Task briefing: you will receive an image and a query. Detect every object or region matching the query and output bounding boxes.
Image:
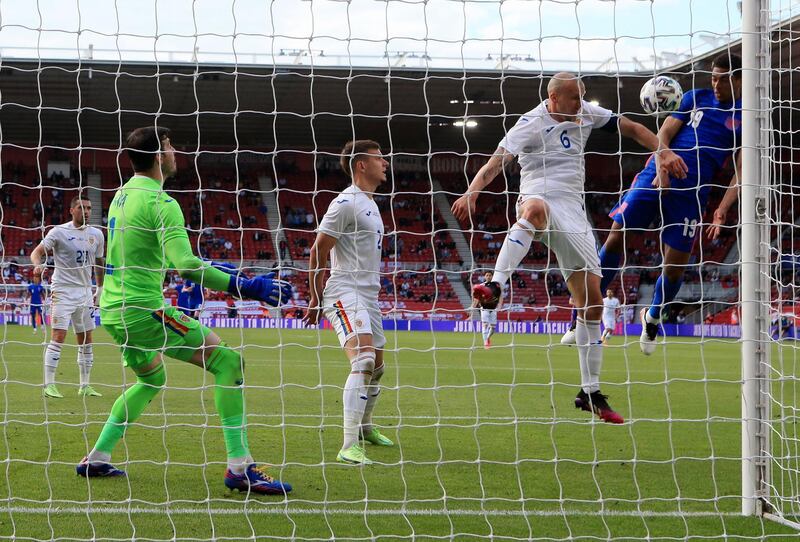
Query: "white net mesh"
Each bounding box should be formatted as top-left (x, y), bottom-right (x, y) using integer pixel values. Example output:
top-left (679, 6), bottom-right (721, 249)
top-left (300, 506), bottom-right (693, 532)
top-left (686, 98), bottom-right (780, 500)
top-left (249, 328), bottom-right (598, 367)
top-left (0, 0), bottom-right (798, 540)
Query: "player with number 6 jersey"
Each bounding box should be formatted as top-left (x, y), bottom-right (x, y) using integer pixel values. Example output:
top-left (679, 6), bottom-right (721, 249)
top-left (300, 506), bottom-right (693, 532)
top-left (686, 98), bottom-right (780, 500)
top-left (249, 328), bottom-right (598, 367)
top-left (30, 195), bottom-right (105, 398)
top-left (601, 53), bottom-right (743, 355)
top-left (453, 72), bottom-right (688, 424)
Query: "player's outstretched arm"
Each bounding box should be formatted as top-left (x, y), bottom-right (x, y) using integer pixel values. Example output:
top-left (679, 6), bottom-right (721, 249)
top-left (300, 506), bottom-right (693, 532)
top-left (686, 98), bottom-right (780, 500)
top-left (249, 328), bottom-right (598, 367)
top-left (163, 237), bottom-right (290, 307)
top-left (302, 232), bottom-right (337, 326)
top-left (707, 150), bottom-right (742, 240)
top-left (451, 149), bottom-right (512, 222)
top-left (618, 116), bottom-right (688, 186)
top-left (157, 196), bottom-right (291, 306)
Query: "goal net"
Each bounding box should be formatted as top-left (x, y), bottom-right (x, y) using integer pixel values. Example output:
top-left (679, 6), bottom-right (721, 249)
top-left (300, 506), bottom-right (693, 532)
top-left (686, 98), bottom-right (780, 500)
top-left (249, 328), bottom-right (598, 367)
top-left (0, 0), bottom-right (797, 540)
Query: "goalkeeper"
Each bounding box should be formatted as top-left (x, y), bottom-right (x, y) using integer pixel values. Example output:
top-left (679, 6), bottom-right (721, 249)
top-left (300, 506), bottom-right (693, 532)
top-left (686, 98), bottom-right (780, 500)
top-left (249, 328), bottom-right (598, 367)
top-left (76, 126), bottom-right (293, 496)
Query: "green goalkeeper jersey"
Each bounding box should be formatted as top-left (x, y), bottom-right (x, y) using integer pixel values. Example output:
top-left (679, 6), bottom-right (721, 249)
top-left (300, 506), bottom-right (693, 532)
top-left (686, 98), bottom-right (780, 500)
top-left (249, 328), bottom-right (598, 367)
top-left (100, 176), bottom-right (188, 323)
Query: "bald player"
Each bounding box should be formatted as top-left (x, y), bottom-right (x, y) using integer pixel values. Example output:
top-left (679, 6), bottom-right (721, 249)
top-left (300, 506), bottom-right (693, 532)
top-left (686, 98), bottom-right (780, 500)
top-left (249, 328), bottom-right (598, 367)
top-left (452, 72), bottom-right (687, 424)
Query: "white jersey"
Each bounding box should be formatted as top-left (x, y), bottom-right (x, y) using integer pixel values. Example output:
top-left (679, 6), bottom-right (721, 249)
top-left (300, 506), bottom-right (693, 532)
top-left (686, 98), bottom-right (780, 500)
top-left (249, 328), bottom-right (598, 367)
top-left (41, 222), bottom-right (104, 292)
top-left (318, 184), bottom-right (383, 301)
top-left (602, 297), bottom-right (621, 322)
top-left (498, 99), bottom-right (614, 202)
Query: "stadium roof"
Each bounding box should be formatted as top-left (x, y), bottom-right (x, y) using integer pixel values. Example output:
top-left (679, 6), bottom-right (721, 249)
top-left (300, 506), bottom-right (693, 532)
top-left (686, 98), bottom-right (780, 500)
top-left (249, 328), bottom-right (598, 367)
top-left (0, 16), bottom-right (796, 154)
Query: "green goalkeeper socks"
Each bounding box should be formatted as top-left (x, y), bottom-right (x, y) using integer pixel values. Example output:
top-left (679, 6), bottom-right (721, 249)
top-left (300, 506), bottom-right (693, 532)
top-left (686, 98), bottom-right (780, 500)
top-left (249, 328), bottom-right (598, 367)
top-left (93, 345), bottom-right (250, 462)
top-left (206, 344), bottom-right (250, 460)
top-left (94, 363), bottom-right (166, 454)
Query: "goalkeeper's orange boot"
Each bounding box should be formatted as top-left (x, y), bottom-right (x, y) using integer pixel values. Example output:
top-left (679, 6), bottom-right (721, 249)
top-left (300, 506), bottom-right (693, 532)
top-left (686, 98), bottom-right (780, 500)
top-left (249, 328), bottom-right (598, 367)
top-left (575, 390), bottom-right (624, 424)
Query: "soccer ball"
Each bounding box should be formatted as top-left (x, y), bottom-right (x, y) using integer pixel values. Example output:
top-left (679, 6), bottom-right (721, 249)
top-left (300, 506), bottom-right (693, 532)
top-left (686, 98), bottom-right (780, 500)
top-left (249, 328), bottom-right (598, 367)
top-left (639, 76), bottom-right (683, 114)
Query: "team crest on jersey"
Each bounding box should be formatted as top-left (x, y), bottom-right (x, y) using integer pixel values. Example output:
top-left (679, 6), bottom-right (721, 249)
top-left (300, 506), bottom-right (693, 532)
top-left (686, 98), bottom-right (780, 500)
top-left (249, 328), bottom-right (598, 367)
top-left (725, 117), bottom-right (741, 131)
top-left (88, 237), bottom-right (96, 246)
top-left (177, 313), bottom-right (191, 323)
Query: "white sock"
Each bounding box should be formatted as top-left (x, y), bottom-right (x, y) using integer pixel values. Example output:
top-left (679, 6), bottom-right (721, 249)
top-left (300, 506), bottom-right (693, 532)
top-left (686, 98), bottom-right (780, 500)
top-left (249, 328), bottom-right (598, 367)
top-left (343, 351), bottom-right (374, 449)
top-left (645, 311), bottom-right (660, 325)
top-left (44, 342), bottom-right (62, 386)
top-left (576, 318), bottom-right (603, 393)
top-left (86, 449), bottom-right (111, 464)
top-left (492, 218), bottom-right (536, 286)
top-left (482, 326), bottom-right (490, 343)
top-left (227, 456), bottom-right (248, 475)
top-left (586, 320), bottom-right (603, 392)
top-left (361, 363), bottom-right (385, 433)
top-left (78, 343), bottom-right (93, 387)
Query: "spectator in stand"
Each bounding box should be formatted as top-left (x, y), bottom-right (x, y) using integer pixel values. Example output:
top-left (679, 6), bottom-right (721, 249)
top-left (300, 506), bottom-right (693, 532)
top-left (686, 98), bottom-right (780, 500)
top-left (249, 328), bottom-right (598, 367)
top-left (704, 311), bottom-right (714, 325)
top-left (279, 240), bottom-right (288, 260)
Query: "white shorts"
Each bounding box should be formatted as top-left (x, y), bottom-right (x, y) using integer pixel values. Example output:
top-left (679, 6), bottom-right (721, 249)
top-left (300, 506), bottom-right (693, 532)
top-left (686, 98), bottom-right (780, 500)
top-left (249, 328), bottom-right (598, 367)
top-left (480, 309), bottom-right (497, 326)
top-left (49, 288), bottom-right (96, 333)
top-left (602, 317), bottom-right (616, 332)
top-left (517, 194), bottom-right (601, 280)
top-left (322, 291), bottom-right (386, 349)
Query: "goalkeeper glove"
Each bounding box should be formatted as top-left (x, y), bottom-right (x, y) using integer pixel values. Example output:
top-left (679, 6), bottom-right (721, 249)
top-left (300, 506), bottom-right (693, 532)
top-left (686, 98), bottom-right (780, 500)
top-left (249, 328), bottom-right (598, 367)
top-left (228, 272), bottom-right (293, 307)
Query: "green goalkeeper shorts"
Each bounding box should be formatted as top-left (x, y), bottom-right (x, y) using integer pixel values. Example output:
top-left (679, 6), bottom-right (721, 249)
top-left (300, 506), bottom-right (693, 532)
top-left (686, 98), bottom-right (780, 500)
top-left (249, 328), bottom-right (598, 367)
top-left (103, 306), bottom-right (211, 369)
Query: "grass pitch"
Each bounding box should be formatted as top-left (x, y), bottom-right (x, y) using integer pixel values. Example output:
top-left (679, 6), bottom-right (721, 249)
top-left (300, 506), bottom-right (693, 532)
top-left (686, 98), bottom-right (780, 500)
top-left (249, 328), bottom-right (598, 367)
top-left (0, 324), bottom-right (797, 540)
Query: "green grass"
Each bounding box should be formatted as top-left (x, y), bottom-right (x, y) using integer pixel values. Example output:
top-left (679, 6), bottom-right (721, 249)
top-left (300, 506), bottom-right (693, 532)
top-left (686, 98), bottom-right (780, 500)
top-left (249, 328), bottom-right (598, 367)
top-left (0, 324), bottom-right (797, 540)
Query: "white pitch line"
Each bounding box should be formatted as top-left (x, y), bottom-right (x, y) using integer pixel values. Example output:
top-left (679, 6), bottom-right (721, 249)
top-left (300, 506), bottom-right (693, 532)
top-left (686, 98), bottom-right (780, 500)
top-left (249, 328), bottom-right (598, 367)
top-left (0, 506), bottom-right (749, 518)
top-left (1, 412), bottom-right (738, 424)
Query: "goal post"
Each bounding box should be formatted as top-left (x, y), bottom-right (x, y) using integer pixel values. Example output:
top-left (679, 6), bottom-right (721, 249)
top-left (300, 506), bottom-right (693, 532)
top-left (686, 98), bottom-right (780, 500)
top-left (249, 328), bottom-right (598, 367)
top-left (740, 0), bottom-right (771, 519)
top-left (742, 0), bottom-right (800, 529)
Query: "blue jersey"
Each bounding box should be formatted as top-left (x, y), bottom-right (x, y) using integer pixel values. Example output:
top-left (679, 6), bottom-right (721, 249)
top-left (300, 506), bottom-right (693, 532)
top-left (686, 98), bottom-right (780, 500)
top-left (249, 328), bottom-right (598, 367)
top-left (189, 280), bottom-right (204, 308)
top-left (176, 282), bottom-right (192, 310)
top-left (641, 89), bottom-right (741, 195)
top-left (610, 88), bottom-right (741, 253)
top-left (28, 284), bottom-right (44, 306)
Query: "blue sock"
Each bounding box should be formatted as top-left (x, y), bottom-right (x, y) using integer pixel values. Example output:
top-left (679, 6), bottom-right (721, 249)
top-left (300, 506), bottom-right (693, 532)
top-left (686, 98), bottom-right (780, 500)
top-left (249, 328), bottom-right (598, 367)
top-left (648, 274), bottom-right (683, 320)
top-left (599, 246), bottom-right (621, 292)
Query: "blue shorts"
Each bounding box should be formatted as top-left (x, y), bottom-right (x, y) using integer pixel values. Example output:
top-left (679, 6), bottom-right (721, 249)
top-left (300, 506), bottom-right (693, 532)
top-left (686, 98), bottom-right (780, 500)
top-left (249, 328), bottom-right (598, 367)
top-left (30, 306), bottom-right (43, 316)
top-left (609, 168), bottom-right (707, 253)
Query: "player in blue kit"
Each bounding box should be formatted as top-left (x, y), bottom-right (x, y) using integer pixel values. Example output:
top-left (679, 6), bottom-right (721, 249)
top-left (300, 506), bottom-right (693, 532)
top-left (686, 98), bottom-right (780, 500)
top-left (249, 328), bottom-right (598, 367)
top-left (27, 276), bottom-right (46, 334)
top-left (188, 279), bottom-right (204, 318)
top-left (598, 53), bottom-right (742, 354)
top-left (175, 280), bottom-right (193, 316)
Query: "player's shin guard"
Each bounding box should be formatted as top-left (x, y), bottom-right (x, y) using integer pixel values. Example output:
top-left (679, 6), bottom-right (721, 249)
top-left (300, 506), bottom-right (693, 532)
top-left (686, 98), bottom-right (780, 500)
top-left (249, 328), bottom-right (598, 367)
top-left (648, 274), bottom-right (683, 321)
top-left (206, 344), bottom-right (251, 464)
top-left (361, 362), bottom-right (384, 433)
top-left (492, 218), bottom-right (536, 286)
top-left (44, 341), bottom-right (62, 385)
top-left (344, 351), bottom-right (375, 449)
top-left (575, 318), bottom-right (603, 394)
top-left (92, 363), bottom-right (166, 456)
top-left (77, 343), bottom-right (93, 387)
top-left (598, 246), bottom-right (622, 292)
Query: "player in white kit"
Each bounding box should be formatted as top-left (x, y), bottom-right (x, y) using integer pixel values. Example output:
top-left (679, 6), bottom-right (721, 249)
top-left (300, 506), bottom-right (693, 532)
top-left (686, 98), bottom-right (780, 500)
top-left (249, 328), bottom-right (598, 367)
top-left (452, 72), bottom-right (687, 424)
top-left (30, 196), bottom-right (105, 398)
top-left (601, 289), bottom-right (621, 344)
top-left (303, 140), bottom-right (395, 465)
top-left (473, 272), bottom-right (502, 349)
